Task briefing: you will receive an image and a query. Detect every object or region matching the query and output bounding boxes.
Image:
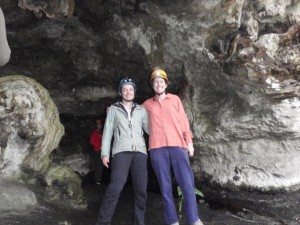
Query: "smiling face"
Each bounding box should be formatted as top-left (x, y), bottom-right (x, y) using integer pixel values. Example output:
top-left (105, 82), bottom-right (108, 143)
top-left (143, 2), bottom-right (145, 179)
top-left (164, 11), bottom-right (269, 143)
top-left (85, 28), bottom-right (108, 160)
top-left (121, 84), bottom-right (135, 102)
top-left (152, 77), bottom-right (167, 95)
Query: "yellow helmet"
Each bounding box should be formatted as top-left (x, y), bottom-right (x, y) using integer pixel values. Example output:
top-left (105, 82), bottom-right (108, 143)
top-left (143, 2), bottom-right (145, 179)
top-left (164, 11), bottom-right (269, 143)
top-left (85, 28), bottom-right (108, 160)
top-left (150, 69), bottom-right (169, 83)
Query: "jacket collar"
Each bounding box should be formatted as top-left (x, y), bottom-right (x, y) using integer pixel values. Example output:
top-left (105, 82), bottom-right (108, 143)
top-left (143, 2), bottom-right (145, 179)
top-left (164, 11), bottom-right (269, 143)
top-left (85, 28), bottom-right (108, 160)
top-left (113, 101), bottom-right (137, 108)
top-left (112, 102), bottom-right (139, 119)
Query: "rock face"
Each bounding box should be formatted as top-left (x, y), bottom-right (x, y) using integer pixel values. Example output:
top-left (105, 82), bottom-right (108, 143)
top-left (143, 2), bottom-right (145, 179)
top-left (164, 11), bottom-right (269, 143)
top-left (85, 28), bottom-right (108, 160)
top-left (1, 0), bottom-right (300, 215)
top-left (18, 0), bottom-right (75, 18)
top-left (186, 1), bottom-right (300, 192)
top-left (0, 75), bottom-right (64, 178)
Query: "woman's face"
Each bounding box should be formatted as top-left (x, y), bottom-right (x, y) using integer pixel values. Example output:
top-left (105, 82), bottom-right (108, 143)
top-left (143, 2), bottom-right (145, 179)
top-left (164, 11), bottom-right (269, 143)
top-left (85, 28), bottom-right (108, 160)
top-left (152, 77), bottom-right (167, 94)
top-left (121, 84), bottom-right (135, 101)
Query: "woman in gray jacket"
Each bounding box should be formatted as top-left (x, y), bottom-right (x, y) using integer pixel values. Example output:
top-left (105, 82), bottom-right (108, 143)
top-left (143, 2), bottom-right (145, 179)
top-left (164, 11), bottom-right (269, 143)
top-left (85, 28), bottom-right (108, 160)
top-left (95, 77), bottom-right (149, 225)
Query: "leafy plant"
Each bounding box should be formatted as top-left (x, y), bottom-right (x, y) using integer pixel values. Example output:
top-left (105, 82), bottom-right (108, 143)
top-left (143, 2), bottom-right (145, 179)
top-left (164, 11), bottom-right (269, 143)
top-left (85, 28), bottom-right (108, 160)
top-left (177, 186), bottom-right (204, 213)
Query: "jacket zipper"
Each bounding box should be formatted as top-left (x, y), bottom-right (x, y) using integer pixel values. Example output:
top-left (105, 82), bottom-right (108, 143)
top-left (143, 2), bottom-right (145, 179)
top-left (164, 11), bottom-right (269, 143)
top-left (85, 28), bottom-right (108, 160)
top-left (115, 103), bottom-right (136, 151)
top-left (130, 106), bottom-right (136, 151)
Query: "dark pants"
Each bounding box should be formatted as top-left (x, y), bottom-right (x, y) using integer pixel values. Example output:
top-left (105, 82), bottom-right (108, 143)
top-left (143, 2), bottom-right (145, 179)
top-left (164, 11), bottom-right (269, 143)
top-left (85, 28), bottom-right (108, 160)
top-left (150, 147), bottom-right (199, 225)
top-left (94, 151), bottom-right (104, 183)
top-left (95, 152), bottom-right (148, 225)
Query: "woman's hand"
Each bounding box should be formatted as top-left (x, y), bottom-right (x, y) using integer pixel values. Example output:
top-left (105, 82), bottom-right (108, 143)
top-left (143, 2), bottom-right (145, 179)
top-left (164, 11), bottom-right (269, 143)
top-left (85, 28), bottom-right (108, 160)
top-left (187, 143), bottom-right (194, 157)
top-left (102, 156), bottom-right (110, 168)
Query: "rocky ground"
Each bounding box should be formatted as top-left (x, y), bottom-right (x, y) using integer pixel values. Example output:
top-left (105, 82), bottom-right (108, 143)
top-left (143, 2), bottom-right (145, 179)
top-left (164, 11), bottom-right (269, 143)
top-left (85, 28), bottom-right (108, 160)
top-left (0, 177), bottom-right (291, 225)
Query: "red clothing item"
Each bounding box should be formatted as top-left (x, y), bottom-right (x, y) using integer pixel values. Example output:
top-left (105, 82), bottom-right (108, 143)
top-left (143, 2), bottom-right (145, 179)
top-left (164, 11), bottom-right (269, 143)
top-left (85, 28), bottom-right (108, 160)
top-left (90, 129), bottom-right (102, 152)
top-left (143, 93), bottom-right (193, 150)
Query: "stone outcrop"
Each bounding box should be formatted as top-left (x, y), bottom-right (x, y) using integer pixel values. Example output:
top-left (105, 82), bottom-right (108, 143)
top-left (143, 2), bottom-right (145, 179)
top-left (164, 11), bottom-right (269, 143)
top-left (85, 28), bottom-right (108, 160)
top-left (18, 0), bottom-right (75, 18)
top-left (0, 181), bottom-right (37, 212)
top-left (190, 1), bottom-right (300, 192)
top-left (44, 164), bottom-right (83, 204)
top-left (62, 152), bottom-right (92, 177)
top-left (0, 75), bottom-right (64, 178)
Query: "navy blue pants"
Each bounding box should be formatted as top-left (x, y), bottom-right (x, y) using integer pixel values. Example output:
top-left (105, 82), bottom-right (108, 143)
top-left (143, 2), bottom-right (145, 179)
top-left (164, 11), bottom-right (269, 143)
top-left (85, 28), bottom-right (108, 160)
top-left (150, 147), bottom-right (199, 225)
top-left (95, 152), bottom-right (148, 225)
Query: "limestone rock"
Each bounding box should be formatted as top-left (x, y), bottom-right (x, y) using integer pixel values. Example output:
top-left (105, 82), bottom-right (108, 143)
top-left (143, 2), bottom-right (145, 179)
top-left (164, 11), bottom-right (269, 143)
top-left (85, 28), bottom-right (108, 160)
top-left (0, 181), bottom-right (37, 212)
top-left (0, 75), bottom-right (64, 178)
top-left (62, 152), bottom-right (91, 177)
top-left (44, 164), bottom-right (83, 203)
top-left (18, 0), bottom-right (75, 18)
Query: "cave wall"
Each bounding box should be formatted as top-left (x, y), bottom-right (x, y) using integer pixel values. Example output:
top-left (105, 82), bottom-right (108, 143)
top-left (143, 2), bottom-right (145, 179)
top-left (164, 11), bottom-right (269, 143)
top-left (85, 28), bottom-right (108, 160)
top-left (1, 0), bottom-right (300, 193)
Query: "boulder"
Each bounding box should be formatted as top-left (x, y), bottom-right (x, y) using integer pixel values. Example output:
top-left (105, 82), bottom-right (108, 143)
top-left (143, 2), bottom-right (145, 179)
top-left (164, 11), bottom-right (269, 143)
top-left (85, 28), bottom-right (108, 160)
top-left (44, 164), bottom-right (83, 203)
top-left (0, 181), bottom-right (37, 212)
top-left (0, 75), bottom-right (64, 179)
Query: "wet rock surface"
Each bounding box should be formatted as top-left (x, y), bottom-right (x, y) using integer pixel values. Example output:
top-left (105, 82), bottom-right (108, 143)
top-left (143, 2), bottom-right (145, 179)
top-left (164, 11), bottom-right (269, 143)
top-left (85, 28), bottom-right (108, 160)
top-left (0, 178), bottom-right (295, 225)
top-left (201, 182), bottom-right (300, 225)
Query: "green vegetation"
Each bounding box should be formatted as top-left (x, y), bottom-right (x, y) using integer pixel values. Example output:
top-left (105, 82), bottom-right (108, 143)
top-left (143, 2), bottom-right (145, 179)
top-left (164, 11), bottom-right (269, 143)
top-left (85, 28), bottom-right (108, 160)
top-left (177, 186), bottom-right (204, 213)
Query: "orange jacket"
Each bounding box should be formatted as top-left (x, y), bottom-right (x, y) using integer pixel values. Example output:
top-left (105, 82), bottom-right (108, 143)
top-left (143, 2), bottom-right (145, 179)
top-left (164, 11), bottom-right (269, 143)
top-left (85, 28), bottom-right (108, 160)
top-left (143, 93), bottom-right (193, 150)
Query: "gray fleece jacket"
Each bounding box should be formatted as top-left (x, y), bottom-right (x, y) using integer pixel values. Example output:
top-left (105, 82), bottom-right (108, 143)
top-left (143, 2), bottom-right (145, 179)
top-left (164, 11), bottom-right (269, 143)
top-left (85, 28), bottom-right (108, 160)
top-left (101, 102), bottom-right (149, 158)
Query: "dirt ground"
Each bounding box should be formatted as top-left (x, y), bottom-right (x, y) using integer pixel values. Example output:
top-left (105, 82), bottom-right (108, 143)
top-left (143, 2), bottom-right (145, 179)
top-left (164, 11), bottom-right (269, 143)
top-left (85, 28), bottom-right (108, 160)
top-left (0, 179), bottom-right (290, 225)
